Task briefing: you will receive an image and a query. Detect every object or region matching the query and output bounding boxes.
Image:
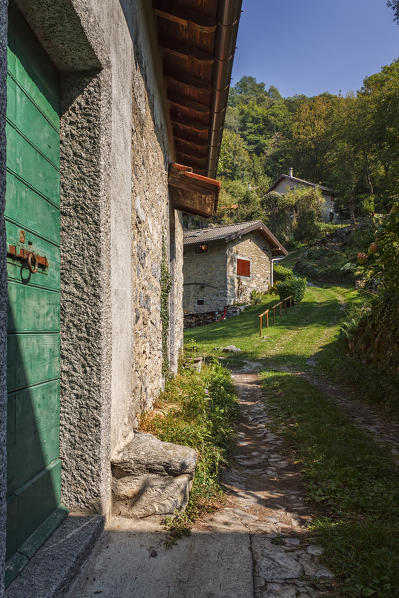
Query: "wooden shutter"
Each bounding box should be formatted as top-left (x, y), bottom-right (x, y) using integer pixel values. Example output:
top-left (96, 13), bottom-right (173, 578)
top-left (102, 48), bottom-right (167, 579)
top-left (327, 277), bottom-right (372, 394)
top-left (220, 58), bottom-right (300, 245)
top-left (237, 258), bottom-right (250, 277)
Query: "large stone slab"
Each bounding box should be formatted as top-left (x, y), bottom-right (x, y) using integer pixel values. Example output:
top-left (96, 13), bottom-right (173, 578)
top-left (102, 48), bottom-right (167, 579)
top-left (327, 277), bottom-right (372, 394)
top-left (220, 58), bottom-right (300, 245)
top-left (111, 433), bottom-right (197, 518)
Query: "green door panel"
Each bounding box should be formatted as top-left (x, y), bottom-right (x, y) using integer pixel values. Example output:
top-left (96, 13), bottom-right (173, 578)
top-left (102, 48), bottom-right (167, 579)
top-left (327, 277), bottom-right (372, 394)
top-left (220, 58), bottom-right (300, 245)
top-left (15, 460), bottom-right (62, 548)
top-left (7, 334), bottom-right (60, 393)
top-left (7, 9), bottom-right (59, 130)
top-left (7, 282), bottom-right (60, 333)
top-left (6, 76), bottom-right (60, 167)
top-left (5, 171), bottom-right (60, 241)
top-left (7, 381), bottom-right (60, 495)
top-left (6, 6), bottom-right (65, 581)
top-left (6, 123), bottom-right (59, 204)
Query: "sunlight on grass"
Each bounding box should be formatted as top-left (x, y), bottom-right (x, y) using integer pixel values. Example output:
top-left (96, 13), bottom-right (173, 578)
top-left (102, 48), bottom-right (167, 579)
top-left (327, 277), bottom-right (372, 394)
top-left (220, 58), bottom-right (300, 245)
top-left (262, 371), bottom-right (399, 598)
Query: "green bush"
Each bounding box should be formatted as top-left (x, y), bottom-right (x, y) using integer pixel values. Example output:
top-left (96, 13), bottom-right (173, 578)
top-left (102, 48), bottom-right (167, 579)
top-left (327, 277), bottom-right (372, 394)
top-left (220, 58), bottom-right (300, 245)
top-left (273, 263), bottom-right (293, 282)
top-left (250, 289), bottom-right (263, 305)
top-left (276, 276), bottom-right (307, 303)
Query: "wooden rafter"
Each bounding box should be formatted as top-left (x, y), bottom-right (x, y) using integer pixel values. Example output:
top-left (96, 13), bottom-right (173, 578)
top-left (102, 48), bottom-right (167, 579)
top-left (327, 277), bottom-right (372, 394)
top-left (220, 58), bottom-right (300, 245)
top-left (168, 93), bottom-right (210, 114)
top-left (153, 6), bottom-right (217, 33)
top-left (161, 42), bottom-right (214, 66)
top-left (170, 114), bottom-right (209, 132)
top-left (164, 69), bottom-right (212, 92)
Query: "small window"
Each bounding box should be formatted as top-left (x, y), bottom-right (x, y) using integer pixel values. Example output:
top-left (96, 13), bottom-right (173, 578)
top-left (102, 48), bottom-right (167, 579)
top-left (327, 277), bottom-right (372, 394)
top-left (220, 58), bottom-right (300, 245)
top-left (237, 258), bottom-right (250, 277)
top-left (197, 299), bottom-right (204, 306)
top-left (195, 244), bottom-right (208, 254)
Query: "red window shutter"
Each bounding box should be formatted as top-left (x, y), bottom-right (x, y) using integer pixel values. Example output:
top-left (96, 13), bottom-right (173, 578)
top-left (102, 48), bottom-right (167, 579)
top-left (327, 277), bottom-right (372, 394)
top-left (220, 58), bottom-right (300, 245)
top-left (237, 258), bottom-right (250, 277)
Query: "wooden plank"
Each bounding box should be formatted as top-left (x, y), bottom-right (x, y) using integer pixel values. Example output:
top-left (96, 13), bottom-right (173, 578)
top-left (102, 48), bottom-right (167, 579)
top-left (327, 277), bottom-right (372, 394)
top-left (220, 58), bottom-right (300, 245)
top-left (5, 172), bottom-right (60, 242)
top-left (154, 5), bottom-right (217, 32)
top-left (7, 381), bottom-right (60, 495)
top-left (7, 282), bottom-right (60, 333)
top-left (7, 333), bottom-right (60, 393)
top-left (6, 123), bottom-right (60, 205)
top-left (7, 9), bottom-right (59, 130)
top-left (6, 220), bottom-right (60, 290)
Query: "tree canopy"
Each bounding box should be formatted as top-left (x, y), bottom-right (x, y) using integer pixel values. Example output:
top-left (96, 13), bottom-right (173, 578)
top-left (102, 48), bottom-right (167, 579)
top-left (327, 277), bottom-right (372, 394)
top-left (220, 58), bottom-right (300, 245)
top-left (215, 59), bottom-right (399, 232)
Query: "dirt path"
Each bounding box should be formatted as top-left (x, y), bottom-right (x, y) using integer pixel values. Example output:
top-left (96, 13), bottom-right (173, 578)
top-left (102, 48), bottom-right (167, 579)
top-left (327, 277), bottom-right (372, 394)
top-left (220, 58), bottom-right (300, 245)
top-left (66, 366), bottom-right (333, 598)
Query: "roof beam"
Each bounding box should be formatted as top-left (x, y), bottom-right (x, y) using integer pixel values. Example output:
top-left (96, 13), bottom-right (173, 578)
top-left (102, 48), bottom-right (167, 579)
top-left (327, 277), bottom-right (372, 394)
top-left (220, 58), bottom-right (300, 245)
top-left (161, 42), bottom-right (214, 66)
top-left (170, 113), bottom-right (209, 133)
top-left (175, 141), bottom-right (208, 160)
top-left (172, 128), bottom-right (209, 146)
top-left (168, 93), bottom-right (210, 115)
top-left (154, 6), bottom-right (217, 33)
top-left (176, 152), bottom-right (208, 168)
top-left (165, 70), bottom-right (212, 92)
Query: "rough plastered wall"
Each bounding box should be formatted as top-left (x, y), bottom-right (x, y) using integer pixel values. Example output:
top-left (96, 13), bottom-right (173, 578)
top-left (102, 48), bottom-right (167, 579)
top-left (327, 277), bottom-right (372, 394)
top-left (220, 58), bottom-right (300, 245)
top-left (0, 0), bottom-right (7, 592)
top-left (183, 242), bottom-right (228, 313)
top-left (226, 232), bottom-right (272, 304)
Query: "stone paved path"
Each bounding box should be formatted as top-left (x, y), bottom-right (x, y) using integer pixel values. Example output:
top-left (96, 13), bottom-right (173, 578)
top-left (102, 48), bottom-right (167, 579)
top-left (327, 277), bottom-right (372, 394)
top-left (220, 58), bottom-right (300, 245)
top-left (224, 370), bottom-right (333, 598)
top-left (66, 367), bottom-right (333, 598)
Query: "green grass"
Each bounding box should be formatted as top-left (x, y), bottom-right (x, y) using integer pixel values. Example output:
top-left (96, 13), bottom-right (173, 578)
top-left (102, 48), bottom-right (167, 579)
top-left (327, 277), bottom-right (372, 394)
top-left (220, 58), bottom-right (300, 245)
top-left (140, 357), bottom-right (239, 541)
top-left (263, 371), bottom-right (399, 597)
top-left (185, 285), bottom-right (358, 371)
top-left (185, 284), bottom-right (399, 596)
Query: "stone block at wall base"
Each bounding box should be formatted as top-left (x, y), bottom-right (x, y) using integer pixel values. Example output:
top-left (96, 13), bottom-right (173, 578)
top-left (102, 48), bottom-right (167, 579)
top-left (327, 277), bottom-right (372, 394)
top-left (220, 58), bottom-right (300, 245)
top-left (111, 433), bottom-right (197, 519)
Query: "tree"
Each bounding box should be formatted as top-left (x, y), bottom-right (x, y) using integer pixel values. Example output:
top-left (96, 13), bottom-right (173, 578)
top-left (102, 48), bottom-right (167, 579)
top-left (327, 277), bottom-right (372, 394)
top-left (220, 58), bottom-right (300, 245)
top-left (387, 0), bottom-right (399, 23)
top-left (218, 130), bottom-right (251, 180)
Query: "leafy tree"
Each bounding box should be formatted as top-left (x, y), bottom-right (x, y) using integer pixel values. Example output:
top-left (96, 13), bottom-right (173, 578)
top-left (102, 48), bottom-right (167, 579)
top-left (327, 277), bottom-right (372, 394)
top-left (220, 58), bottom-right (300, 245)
top-left (218, 130), bottom-right (251, 180)
top-left (387, 0), bottom-right (399, 23)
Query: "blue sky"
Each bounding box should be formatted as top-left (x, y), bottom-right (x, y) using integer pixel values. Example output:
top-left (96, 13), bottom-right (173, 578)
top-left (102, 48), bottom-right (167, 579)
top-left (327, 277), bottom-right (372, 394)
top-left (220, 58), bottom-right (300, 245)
top-left (232, 0), bottom-right (399, 97)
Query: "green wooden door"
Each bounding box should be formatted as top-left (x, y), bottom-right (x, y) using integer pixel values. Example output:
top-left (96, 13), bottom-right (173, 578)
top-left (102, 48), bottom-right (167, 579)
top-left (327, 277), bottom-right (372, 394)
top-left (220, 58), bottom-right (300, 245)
top-left (5, 7), bottom-right (67, 585)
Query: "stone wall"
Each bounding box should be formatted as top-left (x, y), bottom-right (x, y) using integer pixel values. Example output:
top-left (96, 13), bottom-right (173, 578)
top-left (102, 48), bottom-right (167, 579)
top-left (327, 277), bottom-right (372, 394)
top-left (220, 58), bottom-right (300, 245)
top-left (227, 232), bottom-right (272, 304)
top-left (183, 241), bottom-right (228, 313)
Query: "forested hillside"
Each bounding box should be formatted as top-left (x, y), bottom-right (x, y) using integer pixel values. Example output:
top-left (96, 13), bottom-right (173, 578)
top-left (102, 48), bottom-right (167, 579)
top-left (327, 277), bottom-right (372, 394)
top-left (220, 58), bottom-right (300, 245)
top-left (215, 60), bottom-right (399, 227)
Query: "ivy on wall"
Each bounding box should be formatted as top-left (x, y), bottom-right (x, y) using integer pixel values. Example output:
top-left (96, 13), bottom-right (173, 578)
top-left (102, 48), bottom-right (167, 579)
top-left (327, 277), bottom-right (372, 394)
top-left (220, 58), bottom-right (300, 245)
top-left (161, 235), bottom-right (172, 376)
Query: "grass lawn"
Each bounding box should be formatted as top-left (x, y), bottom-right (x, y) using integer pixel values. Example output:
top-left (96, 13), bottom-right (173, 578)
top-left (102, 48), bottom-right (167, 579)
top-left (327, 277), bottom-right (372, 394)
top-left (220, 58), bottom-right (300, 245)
top-left (185, 285), bottom-right (359, 371)
top-left (185, 284), bottom-right (399, 597)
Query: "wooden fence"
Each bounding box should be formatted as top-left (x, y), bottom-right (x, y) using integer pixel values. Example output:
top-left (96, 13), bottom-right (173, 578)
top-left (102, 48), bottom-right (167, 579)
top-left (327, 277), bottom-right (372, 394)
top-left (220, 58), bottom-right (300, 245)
top-left (259, 296), bottom-right (294, 337)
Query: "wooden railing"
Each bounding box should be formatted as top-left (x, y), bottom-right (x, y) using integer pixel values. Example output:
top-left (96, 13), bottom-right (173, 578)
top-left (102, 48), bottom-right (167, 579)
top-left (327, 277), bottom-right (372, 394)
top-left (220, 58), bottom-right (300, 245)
top-left (259, 296), bottom-right (294, 336)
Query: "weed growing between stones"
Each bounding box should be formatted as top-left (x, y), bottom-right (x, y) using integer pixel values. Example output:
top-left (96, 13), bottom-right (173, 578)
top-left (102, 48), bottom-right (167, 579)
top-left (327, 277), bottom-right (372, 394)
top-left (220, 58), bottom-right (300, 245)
top-left (140, 352), bottom-right (239, 543)
top-left (160, 236), bottom-right (172, 377)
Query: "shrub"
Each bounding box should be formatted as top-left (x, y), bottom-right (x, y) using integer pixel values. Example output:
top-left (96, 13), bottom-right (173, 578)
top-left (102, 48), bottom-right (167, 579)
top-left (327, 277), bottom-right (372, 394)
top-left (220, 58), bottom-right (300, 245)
top-left (276, 276), bottom-right (307, 303)
top-left (250, 289), bottom-right (263, 305)
top-left (273, 264), bottom-right (293, 282)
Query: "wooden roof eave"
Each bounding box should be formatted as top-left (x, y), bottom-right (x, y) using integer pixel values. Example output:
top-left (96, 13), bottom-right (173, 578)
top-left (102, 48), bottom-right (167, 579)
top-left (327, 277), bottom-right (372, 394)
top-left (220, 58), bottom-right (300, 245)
top-left (168, 162), bottom-right (220, 218)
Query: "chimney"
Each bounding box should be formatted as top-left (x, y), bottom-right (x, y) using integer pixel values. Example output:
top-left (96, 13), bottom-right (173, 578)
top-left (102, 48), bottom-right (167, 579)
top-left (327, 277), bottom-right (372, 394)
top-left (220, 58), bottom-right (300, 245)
top-left (289, 167), bottom-right (294, 178)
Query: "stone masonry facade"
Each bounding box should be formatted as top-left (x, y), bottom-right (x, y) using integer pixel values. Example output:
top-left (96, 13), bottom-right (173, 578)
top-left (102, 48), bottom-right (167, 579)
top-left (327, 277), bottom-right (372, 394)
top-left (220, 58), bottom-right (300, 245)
top-left (184, 231), bottom-right (273, 314)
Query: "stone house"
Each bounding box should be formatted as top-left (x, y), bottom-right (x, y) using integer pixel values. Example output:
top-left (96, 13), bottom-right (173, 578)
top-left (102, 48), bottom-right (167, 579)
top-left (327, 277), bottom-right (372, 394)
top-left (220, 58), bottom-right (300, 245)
top-left (266, 169), bottom-right (337, 222)
top-left (0, 0), bottom-right (241, 592)
top-left (183, 221), bottom-right (287, 314)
